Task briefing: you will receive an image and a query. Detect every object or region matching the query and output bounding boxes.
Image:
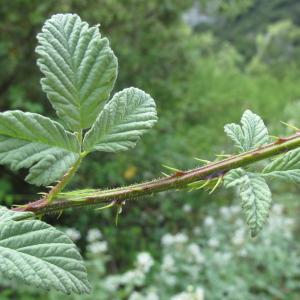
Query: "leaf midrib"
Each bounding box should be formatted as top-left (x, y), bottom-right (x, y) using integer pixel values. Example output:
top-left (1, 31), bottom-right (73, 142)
top-left (0, 133), bottom-right (79, 154)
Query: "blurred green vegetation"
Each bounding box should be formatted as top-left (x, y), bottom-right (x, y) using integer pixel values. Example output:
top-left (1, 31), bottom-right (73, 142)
top-left (1, 0), bottom-right (300, 299)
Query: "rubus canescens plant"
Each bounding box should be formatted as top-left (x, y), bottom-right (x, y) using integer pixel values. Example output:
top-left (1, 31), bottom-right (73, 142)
top-left (1, 13), bottom-right (300, 295)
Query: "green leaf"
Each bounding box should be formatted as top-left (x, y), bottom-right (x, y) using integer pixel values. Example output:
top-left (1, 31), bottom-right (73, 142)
top-left (0, 110), bottom-right (80, 186)
top-left (83, 87), bottom-right (157, 153)
top-left (0, 207), bottom-right (34, 222)
top-left (263, 149), bottom-right (300, 183)
top-left (224, 110), bottom-right (269, 152)
top-left (0, 218), bottom-right (90, 294)
top-left (224, 124), bottom-right (244, 151)
top-left (225, 171), bottom-right (272, 237)
top-left (36, 13), bottom-right (118, 131)
top-left (223, 168), bottom-right (246, 188)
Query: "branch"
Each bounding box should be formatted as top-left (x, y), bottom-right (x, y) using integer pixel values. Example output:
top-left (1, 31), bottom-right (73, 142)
top-left (14, 132), bottom-right (300, 215)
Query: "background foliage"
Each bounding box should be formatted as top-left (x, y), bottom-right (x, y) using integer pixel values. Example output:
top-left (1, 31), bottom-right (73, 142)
top-left (0, 0), bottom-right (300, 299)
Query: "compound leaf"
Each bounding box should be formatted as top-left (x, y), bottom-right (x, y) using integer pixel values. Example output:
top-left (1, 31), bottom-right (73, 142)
top-left (263, 149), bottom-right (300, 183)
top-left (83, 87), bottom-right (157, 153)
top-left (36, 13), bottom-right (118, 131)
top-left (0, 110), bottom-right (80, 186)
top-left (0, 218), bottom-right (90, 294)
top-left (224, 110), bottom-right (269, 152)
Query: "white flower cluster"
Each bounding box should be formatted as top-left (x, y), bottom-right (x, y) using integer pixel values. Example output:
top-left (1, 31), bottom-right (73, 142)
top-left (65, 228), bottom-right (81, 241)
top-left (171, 286), bottom-right (205, 300)
top-left (203, 216), bottom-right (215, 227)
top-left (231, 228), bottom-right (246, 246)
top-left (104, 251), bottom-right (154, 293)
top-left (129, 290), bottom-right (159, 300)
top-left (161, 232), bottom-right (188, 246)
top-left (187, 243), bottom-right (205, 264)
top-left (162, 254), bottom-right (176, 272)
top-left (82, 203), bottom-right (298, 299)
top-left (87, 228), bottom-right (102, 242)
top-left (86, 228), bottom-right (108, 255)
top-left (207, 237), bottom-right (219, 248)
top-left (136, 252), bottom-right (154, 273)
top-left (219, 205), bottom-right (240, 219)
top-left (119, 269), bottom-right (145, 286)
top-left (87, 241), bottom-right (108, 254)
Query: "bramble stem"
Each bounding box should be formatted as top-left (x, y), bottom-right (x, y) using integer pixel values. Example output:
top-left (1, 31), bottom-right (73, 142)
top-left (14, 132), bottom-right (300, 215)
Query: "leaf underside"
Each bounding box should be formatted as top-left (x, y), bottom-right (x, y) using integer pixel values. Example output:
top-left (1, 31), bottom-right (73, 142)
top-left (36, 13), bottom-right (118, 131)
top-left (0, 213), bottom-right (90, 294)
top-left (84, 87), bottom-right (157, 153)
top-left (224, 170), bottom-right (272, 237)
top-left (0, 110), bottom-right (80, 186)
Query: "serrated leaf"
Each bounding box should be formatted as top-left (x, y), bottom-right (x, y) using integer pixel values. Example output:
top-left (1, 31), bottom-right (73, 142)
top-left (224, 110), bottom-right (269, 152)
top-left (0, 219), bottom-right (90, 294)
top-left (226, 172), bottom-right (272, 237)
top-left (223, 168), bottom-right (247, 188)
top-left (83, 87), bottom-right (157, 153)
top-left (241, 110), bottom-right (269, 150)
top-left (36, 13), bottom-right (118, 131)
top-left (0, 110), bottom-right (80, 186)
top-left (224, 124), bottom-right (244, 151)
top-left (263, 149), bottom-right (300, 183)
top-left (0, 206), bottom-right (34, 222)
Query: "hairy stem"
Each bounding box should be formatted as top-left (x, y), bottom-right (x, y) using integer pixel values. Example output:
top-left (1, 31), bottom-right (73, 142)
top-left (45, 155), bottom-right (83, 203)
top-left (15, 132), bottom-right (300, 215)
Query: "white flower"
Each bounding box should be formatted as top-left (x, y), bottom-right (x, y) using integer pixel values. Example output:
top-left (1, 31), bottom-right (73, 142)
top-left (195, 287), bottom-right (205, 300)
top-left (145, 291), bottom-right (160, 300)
top-left (171, 292), bottom-right (190, 300)
top-left (213, 252), bottom-right (232, 265)
top-left (193, 227), bottom-right (201, 235)
top-left (65, 228), bottom-right (81, 241)
top-left (136, 252), bottom-right (154, 273)
top-left (163, 274), bottom-right (177, 286)
top-left (238, 248), bottom-right (248, 257)
top-left (174, 233), bottom-right (188, 244)
top-left (161, 233), bottom-right (174, 246)
top-left (187, 243), bottom-right (205, 264)
top-left (231, 228), bottom-right (245, 246)
top-left (219, 207), bottom-right (230, 218)
top-left (129, 291), bottom-right (159, 300)
top-left (183, 204), bottom-right (192, 213)
top-left (129, 291), bottom-right (143, 300)
top-left (162, 254), bottom-right (176, 271)
top-left (121, 270), bottom-right (145, 286)
top-left (87, 241), bottom-right (108, 254)
top-left (104, 276), bottom-right (120, 292)
top-left (161, 232), bottom-right (188, 246)
top-left (171, 287), bottom-right (204, 300)
top-left (87, 228), bottom-right (102, 242)
top-left (220, 205), bottom-right (240, 219)
top-left (204, 216), bottom-right (215, 227)
top-left (208, 238), bottom-right (219, 248)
